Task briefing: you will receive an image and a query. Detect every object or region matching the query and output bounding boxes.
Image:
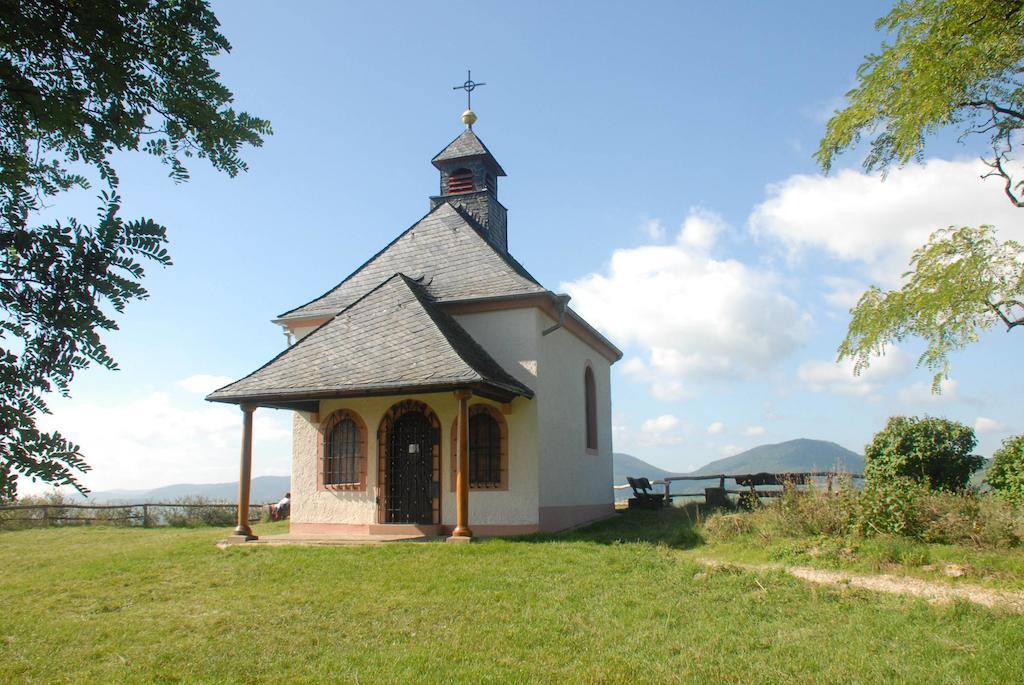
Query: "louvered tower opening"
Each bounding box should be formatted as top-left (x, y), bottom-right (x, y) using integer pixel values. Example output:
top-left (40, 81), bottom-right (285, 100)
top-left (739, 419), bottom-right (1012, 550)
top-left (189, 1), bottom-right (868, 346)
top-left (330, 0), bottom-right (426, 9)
top-left (447, 168), bottom-right (475, 194)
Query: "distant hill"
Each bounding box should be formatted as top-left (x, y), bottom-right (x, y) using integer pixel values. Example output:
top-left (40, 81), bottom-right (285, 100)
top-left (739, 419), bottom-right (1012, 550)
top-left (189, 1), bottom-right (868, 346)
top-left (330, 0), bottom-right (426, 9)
top-left (81, 475), bottom-right (290, 504)
top-left (613, 439), bottom-right (864, 499)
top-left (690, 439), bottom-right (864, 476)
top-left (612, 453), bottom-right (681, 500)
top-left (613, 452), bottom-right (679, 485)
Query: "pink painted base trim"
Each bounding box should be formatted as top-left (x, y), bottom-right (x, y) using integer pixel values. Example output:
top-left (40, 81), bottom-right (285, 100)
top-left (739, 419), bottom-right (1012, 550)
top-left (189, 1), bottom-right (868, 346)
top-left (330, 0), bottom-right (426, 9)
top-left (538, 503), bottom-right (615, 533)
top-left (290, 521), bottom-right (540, 538)
top-left (441, 524), bottom-right (539, 537)
top-left (290, 522), bottom-right (370, 535)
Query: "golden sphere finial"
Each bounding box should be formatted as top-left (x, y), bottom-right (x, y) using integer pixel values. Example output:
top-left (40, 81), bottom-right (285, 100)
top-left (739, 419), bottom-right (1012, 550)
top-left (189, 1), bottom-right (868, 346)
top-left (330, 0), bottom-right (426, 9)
top-left (461, 109), bottom-right (477, 127)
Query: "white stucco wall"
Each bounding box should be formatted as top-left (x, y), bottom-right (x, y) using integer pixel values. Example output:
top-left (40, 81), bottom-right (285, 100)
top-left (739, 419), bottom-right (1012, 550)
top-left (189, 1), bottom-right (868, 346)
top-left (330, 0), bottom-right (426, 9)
top-left (535, 309), bottom-right (615, 522)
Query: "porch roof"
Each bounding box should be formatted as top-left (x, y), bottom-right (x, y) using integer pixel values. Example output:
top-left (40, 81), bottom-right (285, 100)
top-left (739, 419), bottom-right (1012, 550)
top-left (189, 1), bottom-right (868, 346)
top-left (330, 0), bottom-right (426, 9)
top-left (206, 273), bottom-right (534, 410)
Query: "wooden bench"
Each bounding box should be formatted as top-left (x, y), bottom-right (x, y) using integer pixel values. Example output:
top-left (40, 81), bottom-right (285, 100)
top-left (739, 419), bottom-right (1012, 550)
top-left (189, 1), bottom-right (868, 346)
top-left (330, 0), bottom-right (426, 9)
top-left (626, 477), bottom-right (667, 510)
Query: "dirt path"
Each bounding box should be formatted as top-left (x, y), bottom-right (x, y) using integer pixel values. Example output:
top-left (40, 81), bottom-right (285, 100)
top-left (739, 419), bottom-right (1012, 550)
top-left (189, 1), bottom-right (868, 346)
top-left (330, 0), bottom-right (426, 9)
top-left (697, 558), bottom-right (1024, 613)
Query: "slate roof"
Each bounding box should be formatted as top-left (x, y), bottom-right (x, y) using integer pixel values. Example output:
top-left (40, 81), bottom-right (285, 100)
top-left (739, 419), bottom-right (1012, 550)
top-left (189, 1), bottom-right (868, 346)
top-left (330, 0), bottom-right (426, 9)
top-left (279, 202), bottom-right (546, 321)
top-left (432, 129), bottom-right (506, 175)
top-left (207, 274), bottom-right (534, 406)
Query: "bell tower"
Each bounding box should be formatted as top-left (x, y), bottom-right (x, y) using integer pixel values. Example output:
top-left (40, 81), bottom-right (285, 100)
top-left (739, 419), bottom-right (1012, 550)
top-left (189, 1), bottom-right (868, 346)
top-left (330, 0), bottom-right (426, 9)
top-left (429, 72), bottom-right (508, 253)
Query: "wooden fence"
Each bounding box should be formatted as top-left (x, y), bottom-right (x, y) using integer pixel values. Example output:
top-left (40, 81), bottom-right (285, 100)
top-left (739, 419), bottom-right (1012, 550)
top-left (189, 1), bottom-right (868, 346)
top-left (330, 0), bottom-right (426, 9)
top-left (615, 471), bottom-right (866, 507)
top-left (655, 471), bottom-right (865, 501)
top-left (0, 502), bottom-right (268, 529)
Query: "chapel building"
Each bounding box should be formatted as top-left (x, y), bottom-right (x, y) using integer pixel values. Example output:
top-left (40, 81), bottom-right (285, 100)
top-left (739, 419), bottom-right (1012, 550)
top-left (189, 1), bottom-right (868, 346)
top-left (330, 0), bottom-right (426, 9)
top-left (208, 108), bottom-right (621, 540)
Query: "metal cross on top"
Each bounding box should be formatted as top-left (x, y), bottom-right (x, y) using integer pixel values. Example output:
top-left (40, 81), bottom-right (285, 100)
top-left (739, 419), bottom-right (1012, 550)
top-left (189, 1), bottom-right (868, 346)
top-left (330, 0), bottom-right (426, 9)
top-left (452, 70), bottom-right (486, 110)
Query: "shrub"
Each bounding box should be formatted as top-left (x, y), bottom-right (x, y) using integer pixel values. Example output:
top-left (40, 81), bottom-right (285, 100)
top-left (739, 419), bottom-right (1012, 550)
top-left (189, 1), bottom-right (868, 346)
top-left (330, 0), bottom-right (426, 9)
top-left (864, 416), bottom-right (983, 491)
top-left (854, 476), bottom-right (927, 537)
top-left (986, 434), bottom-right (1024, 506)
top-left (164, 497), bottom-right (236, 528)
top-left (701, 482), bottom-right (1023, 549)
top-left (0, 490), bottom-right (74, 530)
top-left (703, 483), bottom-right (858, 544)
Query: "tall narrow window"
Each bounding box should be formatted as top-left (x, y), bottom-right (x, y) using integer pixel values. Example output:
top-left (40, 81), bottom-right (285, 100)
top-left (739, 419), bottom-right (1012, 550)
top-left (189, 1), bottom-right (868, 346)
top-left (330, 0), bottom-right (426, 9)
top-left (321, 410), bottom-right (366, 489)
top-left (447, 168), bottom-right (474, 194)
top-left (469, 411), bottom-right (502, 487)
top-left (584, 366), bottom-right (598, 451)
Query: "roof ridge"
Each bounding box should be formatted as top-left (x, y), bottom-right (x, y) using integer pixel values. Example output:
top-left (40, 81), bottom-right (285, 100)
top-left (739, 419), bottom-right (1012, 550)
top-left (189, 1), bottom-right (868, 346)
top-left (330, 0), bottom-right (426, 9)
top-left (444, 202), bottom-right (544, 287)
top-left (430, 129), bottom-right (505, 172)
top-left (275, 204), bottom-right (454, 319)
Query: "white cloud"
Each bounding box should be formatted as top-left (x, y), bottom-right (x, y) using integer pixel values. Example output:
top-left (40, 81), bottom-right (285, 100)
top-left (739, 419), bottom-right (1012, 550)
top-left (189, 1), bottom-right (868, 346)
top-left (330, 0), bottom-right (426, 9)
top-left (749, 159), bottom-right (1019, 284)
top-left (178, 374), bottom-right (235, 395)
top-left (642, 414), bottom-right (679, 433)
top-left (798, 348), bottom-right (912, 396)
top-left (650, 379), bottom-right (691, 401)
top-left (678, 208), bottom-right (725, 251)
top-left (638, 414), bottom-right (682, 446)
top-left (719, 443), bottom-right (741, 457)
top-left (899, 378), bottom-right (960, 404)
top-left (34, 390), bottom-right (292, 493)
top-left (707, 421), bottom-right (725, 435)
top-left (975, 416), bottom-right (1007, 434)
top-left (822, 276), bottom-right (867, 310)
top-left (639, 218), bottom-right (666, 241)
top-left (565, 208), bottom-right (810, 397)
top-left (743, 425), bottom-right (766, 437)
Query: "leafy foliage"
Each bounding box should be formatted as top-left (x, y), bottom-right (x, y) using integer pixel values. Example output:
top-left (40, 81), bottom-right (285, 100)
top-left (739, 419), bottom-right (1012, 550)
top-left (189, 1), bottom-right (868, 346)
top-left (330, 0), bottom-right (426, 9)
top-left (987, 434), bottom-right (1024, 505)
top-left (820, 1), bottom-right (1024, 383)
top-left (855, 476), bottom-right (930, 536)
top-left (0, 1), bottom-right (269, 498)
top-left (863, 415), bottom-right (984, 491)
top-left (838, 226), bottom-right (1024, 387)
top-left (817, 0), bottom-right (1024, 205)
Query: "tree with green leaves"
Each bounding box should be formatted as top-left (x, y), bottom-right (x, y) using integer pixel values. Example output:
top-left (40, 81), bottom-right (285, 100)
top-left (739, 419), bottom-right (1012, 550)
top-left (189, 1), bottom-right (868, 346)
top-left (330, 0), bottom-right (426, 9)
top-left (0, 1), bottom-right (270, 499)
top-left (986, 434), bottom-right (1024, 504)
top-left (819, 0), bottom-right (1024, 384)
top-left (839, 225), bottom-right (1024, 388)
top-left (864, 415), bottom-right (983, 492)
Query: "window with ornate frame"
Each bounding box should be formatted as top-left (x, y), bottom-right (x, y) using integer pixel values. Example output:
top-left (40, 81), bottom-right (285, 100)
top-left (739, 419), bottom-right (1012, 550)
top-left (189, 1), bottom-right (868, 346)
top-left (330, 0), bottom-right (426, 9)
top-left (584, 364), bottom-right (598, 453)
top-left (318, 409), bottom-right (368, 490)
top-left (450, 404), bottom-right (508, 490)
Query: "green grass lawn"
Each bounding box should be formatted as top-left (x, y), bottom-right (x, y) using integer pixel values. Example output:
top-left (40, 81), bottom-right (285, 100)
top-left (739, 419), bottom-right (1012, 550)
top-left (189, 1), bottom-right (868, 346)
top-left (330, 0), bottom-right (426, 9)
top-left (598, 505), bottom-right (1024, 592)
top-left (1, 514), bottom-right (1023, 684)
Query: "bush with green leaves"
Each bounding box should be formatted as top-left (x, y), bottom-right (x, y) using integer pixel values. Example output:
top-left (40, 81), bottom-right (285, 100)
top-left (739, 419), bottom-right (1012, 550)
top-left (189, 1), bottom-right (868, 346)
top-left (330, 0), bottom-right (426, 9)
top-left (986, 434), bottom-right (1024, 506)
top-left (164, 497), bottom-right (236, 528)
top-left (854, 476), bottom-right (928, 537)
top-left (864, 416), bottom-right (983, 491)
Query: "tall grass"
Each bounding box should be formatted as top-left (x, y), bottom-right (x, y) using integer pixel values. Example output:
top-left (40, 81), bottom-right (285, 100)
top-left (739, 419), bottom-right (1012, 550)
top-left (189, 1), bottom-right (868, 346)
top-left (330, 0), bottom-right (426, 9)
top-left (704, 483), bottom-right (1024, 548)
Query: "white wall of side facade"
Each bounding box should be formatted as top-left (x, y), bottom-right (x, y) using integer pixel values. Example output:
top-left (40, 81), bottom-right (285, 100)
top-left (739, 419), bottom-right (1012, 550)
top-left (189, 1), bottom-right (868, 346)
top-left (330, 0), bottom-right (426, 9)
top-left (535, 309), bottom-right (615, 531)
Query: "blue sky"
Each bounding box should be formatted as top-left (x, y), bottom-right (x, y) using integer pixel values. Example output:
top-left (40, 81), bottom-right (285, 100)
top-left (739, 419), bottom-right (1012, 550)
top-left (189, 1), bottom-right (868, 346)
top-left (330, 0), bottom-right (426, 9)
top-left (31, 1), bottom-right (1018, 493)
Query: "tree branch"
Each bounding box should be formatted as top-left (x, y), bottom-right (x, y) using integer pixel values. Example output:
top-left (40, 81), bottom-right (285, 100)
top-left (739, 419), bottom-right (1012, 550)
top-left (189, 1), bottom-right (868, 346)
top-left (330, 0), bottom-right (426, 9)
top-left (988, 300), bottom-right (1024, 331)
top-left (961, 99), bottom-right (1024, 124)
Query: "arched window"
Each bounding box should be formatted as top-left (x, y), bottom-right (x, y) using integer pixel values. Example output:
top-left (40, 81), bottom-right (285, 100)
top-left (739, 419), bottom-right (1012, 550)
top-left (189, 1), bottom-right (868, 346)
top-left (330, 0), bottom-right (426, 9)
top-left (447, 168), bottom-right (475, 194)
top-left (319, 409), bottom-right (367, 490)
top-left (584, 365), bottom-right (598, 451)
top-left (451, 405), bottom-right (508, 490)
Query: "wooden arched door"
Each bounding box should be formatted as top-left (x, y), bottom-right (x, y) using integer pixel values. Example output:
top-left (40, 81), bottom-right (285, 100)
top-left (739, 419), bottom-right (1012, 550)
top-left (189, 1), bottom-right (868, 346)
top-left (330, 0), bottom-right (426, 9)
top-left (378, 400), bottom-right (440, 524)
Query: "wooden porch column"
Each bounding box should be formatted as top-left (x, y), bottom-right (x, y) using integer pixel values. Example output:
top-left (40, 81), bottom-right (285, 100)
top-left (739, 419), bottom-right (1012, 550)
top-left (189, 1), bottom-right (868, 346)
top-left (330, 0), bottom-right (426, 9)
top-left (233, 404), bottom-right (257, 540)
top-left (450, 389), bottom-right (473, 540)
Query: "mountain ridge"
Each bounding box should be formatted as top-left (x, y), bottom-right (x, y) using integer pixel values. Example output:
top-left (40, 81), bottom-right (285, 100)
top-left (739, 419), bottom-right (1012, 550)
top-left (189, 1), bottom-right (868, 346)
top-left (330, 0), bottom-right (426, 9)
top-left (614, 438), bottom-right (864, 498)
top-left (78, 475), bottom-right (290, 504)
